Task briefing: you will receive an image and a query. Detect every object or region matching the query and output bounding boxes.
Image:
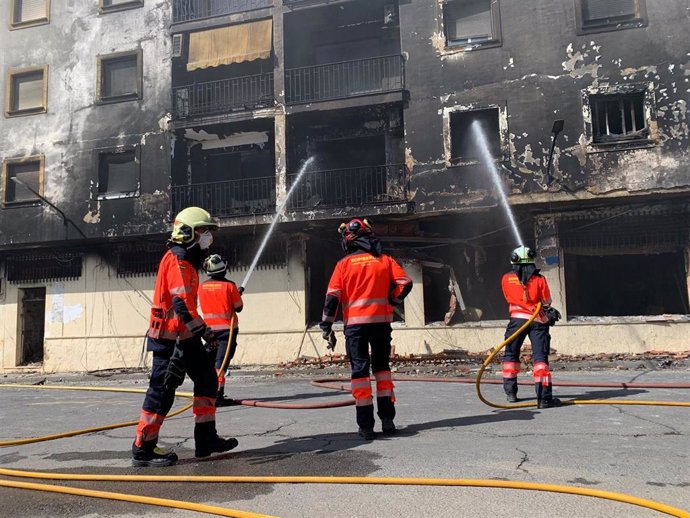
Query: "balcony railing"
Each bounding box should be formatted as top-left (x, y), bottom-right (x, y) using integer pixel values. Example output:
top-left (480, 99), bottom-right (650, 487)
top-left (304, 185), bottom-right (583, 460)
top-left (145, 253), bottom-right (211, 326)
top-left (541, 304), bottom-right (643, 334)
top-left (172, 177), bottom-right (276, 218)
top-left (285, 55), bottom-right (404, 104)
top-left (173, 0), bottom-right (272, 23)
top-left (287, 164), bottom-right (407, 210)
top-left (173, 73), bottom-right (274, 119)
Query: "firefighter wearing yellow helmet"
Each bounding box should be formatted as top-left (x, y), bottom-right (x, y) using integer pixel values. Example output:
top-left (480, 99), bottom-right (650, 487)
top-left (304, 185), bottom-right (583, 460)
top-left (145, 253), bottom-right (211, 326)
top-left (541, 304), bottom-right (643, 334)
top-left (132, 207), bottom-right (239, 467)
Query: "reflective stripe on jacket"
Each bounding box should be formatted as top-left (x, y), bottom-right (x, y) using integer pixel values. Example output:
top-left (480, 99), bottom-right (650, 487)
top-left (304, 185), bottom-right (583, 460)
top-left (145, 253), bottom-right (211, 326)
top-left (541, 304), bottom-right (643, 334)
top-left (148, 248), bottom-right (203, 340)
top-left (198, 278), bottom-right (243, 331)
top-left (323, 252), bottom-right (412, 327)
top-left (501, 272), bottom-right (551, 324)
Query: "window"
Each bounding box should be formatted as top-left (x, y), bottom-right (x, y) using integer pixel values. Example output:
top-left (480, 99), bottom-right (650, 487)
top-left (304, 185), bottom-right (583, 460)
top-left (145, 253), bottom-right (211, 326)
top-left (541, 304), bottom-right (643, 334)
top-left (100, 0), bottom-right (144, 14)
top-left (590, 91), bottom-right (649, 146)
top-left (575, 0), bottom-right (647, 34)
top-left (443, 0), bottom-right (501, 49)
top-left (5, 66), bottom-right (48, 117)
top-left (448, 107), bottom-right (502, 164)
top-left (10, 0), bottom-right (50, 29)
top-left (98, 149), bottom-right (139, 198)
top-left (2, 156), bottom-right (44, 204)
top-left (97, 51), bottom-right (142, 103)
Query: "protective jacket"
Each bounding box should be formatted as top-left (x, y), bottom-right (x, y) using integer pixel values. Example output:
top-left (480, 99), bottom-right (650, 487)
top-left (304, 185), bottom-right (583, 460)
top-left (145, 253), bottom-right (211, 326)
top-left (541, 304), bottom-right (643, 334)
top-left (501, 270), bottom-right (551, 324)
top-left (198, 277), bottom-right (243, 331)
top-left (148, 246), bottom-right (205, 341)
top-left (321, 251), bottom-right (412, 327)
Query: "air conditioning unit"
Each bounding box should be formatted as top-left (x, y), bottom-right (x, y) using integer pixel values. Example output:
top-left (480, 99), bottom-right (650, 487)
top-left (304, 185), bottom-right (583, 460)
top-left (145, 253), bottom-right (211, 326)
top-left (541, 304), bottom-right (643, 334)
top-left (172, 34), bottom-right (183, 58)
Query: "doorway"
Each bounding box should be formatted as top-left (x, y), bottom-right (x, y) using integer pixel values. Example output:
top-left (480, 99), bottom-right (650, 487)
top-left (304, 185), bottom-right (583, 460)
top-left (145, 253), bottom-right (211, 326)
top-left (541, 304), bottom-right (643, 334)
top-left (18, 287), bottom-right (46, 365)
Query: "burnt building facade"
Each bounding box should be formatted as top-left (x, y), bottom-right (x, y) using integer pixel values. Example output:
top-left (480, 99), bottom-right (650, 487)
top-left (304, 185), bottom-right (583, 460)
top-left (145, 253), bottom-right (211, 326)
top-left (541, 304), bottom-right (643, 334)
top-left (0, 0), bottom-right (688, 373)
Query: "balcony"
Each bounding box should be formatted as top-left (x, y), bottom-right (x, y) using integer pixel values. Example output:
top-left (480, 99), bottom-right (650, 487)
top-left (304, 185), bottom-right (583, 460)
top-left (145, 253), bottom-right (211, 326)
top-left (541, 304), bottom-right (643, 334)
top-left (287, 164), bottom-right (407, 210)
top-left (171, 177), bottom-right (276, 218)
top-left (285, 55), bottom-right (404, 105)
top-left (173, 0), bottom-right (273, 23)
top-left (172, 73), bottom-right (274, 120)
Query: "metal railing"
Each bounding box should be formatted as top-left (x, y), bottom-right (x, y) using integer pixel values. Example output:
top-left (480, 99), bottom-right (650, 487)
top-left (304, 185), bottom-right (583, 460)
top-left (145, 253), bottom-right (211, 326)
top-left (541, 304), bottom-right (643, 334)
top-left (171, 177), bottom-right (276, 218)
top-left (173, 73), bottom-right (274, 119)
top-left (287, 164), bottom-right (407, 210)
top-left (285, 55), bottom-right (404, 104)
top-left (173, 0), bottom-right (272, 23)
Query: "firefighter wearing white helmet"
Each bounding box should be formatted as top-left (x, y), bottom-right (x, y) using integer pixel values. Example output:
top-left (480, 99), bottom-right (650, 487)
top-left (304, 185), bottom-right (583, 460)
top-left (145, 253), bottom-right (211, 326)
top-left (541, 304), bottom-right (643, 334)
top-left (199, 254), bottom-right (244, 407)
top-left (132, 207), bottom-right (238, 467)
top-left (501, 245), bottom-right (562, 409)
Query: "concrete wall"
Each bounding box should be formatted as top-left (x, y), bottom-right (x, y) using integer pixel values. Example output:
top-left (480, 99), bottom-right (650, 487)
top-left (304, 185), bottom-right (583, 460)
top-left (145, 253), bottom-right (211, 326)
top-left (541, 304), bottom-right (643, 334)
top-left (0, 1), bottom-right (172, 246)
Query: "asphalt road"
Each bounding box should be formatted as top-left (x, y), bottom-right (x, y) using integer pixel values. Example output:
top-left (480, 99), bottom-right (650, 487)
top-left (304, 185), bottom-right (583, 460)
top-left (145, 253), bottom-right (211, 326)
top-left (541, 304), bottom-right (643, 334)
top-left (0, 368), bottom-right (688, 518)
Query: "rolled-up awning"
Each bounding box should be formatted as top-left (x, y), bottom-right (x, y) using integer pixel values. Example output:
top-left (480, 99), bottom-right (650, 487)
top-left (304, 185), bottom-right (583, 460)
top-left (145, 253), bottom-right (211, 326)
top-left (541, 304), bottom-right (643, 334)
top-left (187, 19), bottom-right (272, 71)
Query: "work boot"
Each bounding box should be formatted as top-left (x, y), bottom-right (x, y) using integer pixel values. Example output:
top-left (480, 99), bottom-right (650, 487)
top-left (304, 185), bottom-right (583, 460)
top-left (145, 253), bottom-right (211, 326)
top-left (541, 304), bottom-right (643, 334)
top-left (216, 395), bottom-right (238, 407)
top-left (358, 427), bottom-right (375, 440)
top-left (537, 397), bottom-right (563, 409)
top-left (506, 393), bottom-right (518, 403)
top-left (381, 418), bottom-right (396, 435)
top-left (131, 442), bottom-right (178, 467)
top-left (195, 436), bottom-right (239, 458)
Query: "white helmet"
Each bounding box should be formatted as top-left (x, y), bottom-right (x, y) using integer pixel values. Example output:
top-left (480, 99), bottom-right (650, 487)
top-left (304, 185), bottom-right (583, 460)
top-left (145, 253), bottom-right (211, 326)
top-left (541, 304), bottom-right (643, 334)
top-left (203, 254), bottom-right (228, 275)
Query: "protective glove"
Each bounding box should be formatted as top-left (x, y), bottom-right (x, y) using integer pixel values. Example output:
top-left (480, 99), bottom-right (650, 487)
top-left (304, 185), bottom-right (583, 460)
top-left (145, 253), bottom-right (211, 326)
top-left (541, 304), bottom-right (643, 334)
top-left (323, 330), bottom-right (337, 351)
top-left (238, 286), bottom-right (245, 295)
top-left (193, 324), bottom-right (219, 353)
top-left (164, 346), bottom-right (186, 390)
top-left (544, 306), bottom-right (561, 327)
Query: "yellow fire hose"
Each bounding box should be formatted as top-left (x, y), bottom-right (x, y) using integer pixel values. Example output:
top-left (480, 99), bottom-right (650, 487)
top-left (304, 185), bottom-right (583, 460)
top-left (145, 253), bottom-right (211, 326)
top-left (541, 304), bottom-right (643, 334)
top-left (475, 303), bottom-right (690, 409)
top-left (1, 306), bottom-right (689, 517)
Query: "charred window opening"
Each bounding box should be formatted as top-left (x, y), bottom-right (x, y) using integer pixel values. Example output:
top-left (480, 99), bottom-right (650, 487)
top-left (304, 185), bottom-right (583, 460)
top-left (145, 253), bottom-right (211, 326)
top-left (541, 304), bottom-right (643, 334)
top-left (565, 252), bottom-right (689, 317)
top-left (214, 236), bottom-right (287, 271)
top-left (576, 0), bottom-right (647, 34)
top-left (11, 0), bottom-right (49, 28)
top-left (18, 287), bottom-right (46, 366)
top-left (172, 0), bottom-right (272, 23)
top-left (98, 149), bottom-right (139, 198)
top-left (6, 66), bottom-right (47, 116)
top-left (6, 252), bottom-right (83, 283)
top-left (97, 51), bottom-right (142, 103)
top-left (591, 92), bottom-right (648, 144)
top-left (443, 0), bottom-right (501, 49)
top-left (116, 243), bottom-right (162, 277)
top-left (2, 156), bottom-right (43, 204)
top-left (450, 108), bottom-right (501, 164)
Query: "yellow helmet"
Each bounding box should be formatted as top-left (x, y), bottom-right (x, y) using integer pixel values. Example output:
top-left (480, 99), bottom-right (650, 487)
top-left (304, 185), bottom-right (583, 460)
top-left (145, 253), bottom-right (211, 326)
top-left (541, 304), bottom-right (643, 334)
top-left (170, 207), bottom-right (218, 244)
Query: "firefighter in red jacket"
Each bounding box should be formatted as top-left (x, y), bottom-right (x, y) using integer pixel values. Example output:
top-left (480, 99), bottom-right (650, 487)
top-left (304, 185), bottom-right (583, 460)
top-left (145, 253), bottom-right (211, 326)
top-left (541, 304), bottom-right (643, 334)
top-left (501, 246), bottom-right (561, 409)
top-left (199, 254), bottom-right (244, 407)
top-left (132, 207), bottom-right (238, 467)
top-left (320, 218), bottom-right (413, 439)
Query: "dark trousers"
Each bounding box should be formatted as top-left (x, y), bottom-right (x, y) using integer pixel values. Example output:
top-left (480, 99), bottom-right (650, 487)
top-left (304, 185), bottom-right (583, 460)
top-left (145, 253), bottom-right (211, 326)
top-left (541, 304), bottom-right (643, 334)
top-left (345, 323), bottom-right (395, 429)
top-left (502, 318), bottom-right (553, 400)
top-left (135, 336), bottom-right (219, 449)
top-left (214, 329), bottom-right (238, 396)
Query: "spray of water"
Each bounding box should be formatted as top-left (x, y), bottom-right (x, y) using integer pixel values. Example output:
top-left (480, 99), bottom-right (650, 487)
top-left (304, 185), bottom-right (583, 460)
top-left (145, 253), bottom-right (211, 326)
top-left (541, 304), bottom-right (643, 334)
top-left (470, 121), bottom-right (523, 247)
top-left (240, 156), bottom-right (316, 290)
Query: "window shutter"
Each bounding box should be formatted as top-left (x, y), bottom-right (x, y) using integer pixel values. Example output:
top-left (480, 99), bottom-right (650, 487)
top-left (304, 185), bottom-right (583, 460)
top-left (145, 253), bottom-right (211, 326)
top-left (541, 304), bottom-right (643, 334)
top-left (104, 57), bottom-right (138, 97)
top-left (582, 0), bottom-right (636, 21)
top-left (14, 0), bottom-right (47, 23)
top-left (447, 0), bottom-right (492, 41)
top-left (172, 34), bottom-right (183, 58)
top-left (14, 72), bottom-right (44, 111)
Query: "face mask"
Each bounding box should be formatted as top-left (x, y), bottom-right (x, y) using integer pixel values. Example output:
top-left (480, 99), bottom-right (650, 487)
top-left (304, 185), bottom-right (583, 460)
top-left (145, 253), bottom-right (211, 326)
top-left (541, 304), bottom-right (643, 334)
top-left (197, 230), bottom-right (213, 250)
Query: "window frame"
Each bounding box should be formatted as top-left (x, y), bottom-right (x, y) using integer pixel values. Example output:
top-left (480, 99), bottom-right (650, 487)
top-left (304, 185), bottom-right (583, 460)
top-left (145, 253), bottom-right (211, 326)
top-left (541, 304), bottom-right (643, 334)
top-left (574, 0), bottom-right (648, 35)
top-left (96, 146), bottom-right (141, 199)
top-left (99, 0), bottom-right (144, 15)
top-left (1, 155), bottom-right (45, 206)
top-left (443, 103), bottom-right (509, 167)
top-left (96, 49), bottom-right (143, 104)
top-left (582, 83), bottom-right (656, 152)
top-left (5, 65), bottom-right (49, 117)
top-left (9, 0), bottom-right (51, 30)
top-left (442, 0), bottom-right (502, 52)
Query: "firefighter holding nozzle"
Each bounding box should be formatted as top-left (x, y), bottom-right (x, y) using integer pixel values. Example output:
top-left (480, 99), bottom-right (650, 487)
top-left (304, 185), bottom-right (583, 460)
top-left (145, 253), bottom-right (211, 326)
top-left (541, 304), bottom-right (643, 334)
top-left (320, 218), bottom-right (413, 439)
top-left (131, 207), bottom-right (239, 467)
top-left (501, 246), bottom-right (562, 409)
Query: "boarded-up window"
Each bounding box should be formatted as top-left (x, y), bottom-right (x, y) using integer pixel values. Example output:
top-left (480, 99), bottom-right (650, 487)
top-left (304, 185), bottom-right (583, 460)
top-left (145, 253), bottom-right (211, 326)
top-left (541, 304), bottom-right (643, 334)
top-left (6, 68), bottom-right (47, 115)
top-left (3, 157), bottom-right (43, 203)
top-left (12, 0), bottom-right (48, 26)
top-left (187, 19), bottom-right (273, 71)
top-left (577, 0), bottom-right (647, 32)
top-left (98, 51), bottom-right (141, 102)
top-left (443, 0), bottom-right (500, 47)
top-left (98, 149), bottom-right (139, 196)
